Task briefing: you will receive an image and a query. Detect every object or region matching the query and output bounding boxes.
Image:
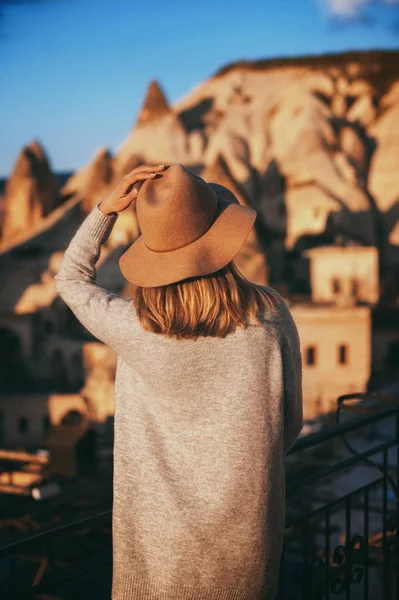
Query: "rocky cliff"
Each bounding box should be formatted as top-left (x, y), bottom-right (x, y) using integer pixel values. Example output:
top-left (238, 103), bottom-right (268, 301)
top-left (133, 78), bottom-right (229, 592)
top-left (2, 49), bottom-right (399, 296)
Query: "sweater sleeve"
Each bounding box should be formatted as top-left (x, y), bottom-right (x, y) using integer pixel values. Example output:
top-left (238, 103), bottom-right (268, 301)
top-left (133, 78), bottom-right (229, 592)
top-left (281, 303), bottom-right (303, 454)
top-left (54, 200), bottom-right (132, 354)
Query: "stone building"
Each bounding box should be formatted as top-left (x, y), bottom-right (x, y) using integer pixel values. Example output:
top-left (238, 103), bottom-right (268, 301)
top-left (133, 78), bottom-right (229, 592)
top-left (289, 302), bottom-right (371, 420)
top-left (293, 244), bottom-right (379, 304)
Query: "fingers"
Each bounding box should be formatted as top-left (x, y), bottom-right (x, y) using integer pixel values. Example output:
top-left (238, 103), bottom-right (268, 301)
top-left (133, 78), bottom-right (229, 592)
top-left (124, 164), bottom-right (166, 182)
top-left (136, 164), bottom-right (165, 172)
top-left (125, 178), bottom-right (145, 199)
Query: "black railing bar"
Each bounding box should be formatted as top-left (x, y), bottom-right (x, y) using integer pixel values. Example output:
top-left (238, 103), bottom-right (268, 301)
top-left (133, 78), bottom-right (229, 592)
top-left (292, 493), bottom-right (338, 505)
top-left (364, 487), bottom-right (369, 600)
top-left (325, 506), bottom-right (330, 600)
top-left (382, 448), bottom-right (388, 600)
top-left (2, 439), bottom-right (397, 558)
top-left (345, 496), bottom-right (351, 600)
top-left (396, 411), bottom-right (399, 599)
top-left (286, 476), bottom-right (385, 528)
top-left (289, 405), bottom-right (399, 454)
top-left (287, 438), bottom-right (397, 493)
top-left (0, 508), bottom-right (112, 557)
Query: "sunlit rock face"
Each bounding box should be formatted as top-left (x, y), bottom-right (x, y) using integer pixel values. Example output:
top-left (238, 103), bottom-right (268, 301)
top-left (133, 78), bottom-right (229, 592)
top-left (60, 147), bottom-right (114, 215)
top-left (4, 50), bottom-right (399, 294)
top-left (109, 51), bottom-right (397, 272)
top-left (369, 82), bottom-right (399, 218)
top-left (115, 79), bottom-right (192, 168)
top-left (56, 50), bottom-right (399, 279)
top-left (1, 140), bottom-right (60, 244)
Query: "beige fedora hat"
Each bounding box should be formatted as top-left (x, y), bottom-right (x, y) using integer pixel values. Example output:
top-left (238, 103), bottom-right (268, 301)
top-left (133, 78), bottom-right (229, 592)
top-left (119, 163), bottom-right (257, 288)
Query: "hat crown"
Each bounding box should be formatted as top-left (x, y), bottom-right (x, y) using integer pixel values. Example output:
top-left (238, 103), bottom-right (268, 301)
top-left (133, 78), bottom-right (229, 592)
top-left (136, 163), bottom-right (219, 252)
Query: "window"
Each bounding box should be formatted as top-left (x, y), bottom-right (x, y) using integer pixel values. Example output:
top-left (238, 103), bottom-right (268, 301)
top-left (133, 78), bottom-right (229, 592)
top-left (332, 277), bottom-right (341, 294)
top-left (338, 344), bottom-right (348, 365)
top-left (18, 416), bottom-right (29, 433)
top-left (306, 345), bottom-right (316, 366)
top-left (350, 277), bottom-right (359, 298)
top-left (61, 410), bottom-right (83, 426)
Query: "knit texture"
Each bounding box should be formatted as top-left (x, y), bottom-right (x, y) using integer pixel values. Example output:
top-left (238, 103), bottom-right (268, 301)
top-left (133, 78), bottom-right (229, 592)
top-left (54, 201), bottom-right (303, 600)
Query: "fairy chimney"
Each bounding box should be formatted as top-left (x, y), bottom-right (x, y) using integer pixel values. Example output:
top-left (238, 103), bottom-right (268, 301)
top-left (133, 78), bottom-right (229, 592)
top-left (135, 80), bottom-right (172, 127)
top-left (1, 140), bottom-right (60, 243)
top-left (61, 147), bottom-right (114, 215)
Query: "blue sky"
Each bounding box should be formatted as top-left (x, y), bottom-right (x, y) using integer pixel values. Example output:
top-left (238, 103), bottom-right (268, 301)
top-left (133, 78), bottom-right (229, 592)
top-left (1, 0), bottom-right (399, 178)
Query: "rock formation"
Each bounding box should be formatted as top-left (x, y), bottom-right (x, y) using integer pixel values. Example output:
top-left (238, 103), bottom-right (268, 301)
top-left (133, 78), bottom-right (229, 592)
top-left (1, 140), bottom-right (60, 244)
top-left (4, 49), bottom-right (399, 294)
top-left (115, 79), bottom-right (190, 167)
top-left (60, 147), bottom-right (114, 215)
top-left (135, 80), bottom-right (172, 127)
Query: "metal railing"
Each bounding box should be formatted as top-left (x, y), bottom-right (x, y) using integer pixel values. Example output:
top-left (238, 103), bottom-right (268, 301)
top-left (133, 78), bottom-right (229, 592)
top-left (0, 393), bottom-right (398, 600)
top-left (279, 392), bottom-right (399, 600)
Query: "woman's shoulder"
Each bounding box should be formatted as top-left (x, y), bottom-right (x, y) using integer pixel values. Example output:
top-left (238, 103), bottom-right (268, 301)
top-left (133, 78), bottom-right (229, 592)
top-left (256, 284), bottom-right (289, 311)
top-left (255, 285), bottom-right (297, 330)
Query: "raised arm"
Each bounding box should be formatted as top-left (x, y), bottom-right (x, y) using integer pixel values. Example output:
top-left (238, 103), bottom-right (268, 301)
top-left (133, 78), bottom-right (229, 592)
top-left (54, 164), bottom-right (167, 354)
top-left (54, 202), bottom-right (133, 354)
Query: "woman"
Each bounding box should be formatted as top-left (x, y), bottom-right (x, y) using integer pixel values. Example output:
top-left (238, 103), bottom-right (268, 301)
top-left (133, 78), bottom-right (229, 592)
top-left (55, 162), bottom-right (303, 600)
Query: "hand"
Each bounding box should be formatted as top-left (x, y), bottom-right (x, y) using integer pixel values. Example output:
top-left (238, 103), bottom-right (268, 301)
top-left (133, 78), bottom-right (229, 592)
top-left (99, 164), bottom-right (166, 214)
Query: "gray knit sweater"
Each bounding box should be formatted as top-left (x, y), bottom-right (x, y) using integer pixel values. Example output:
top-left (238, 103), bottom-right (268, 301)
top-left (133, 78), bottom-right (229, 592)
top-left (54, 201), bottom-right (303, 600)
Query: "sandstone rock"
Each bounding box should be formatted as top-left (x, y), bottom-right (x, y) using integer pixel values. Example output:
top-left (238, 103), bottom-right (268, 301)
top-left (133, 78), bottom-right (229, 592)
top-left (284, 184), bottom-right (342, 250)
top-left (270, 93), bottom-right (373, 228)
top-left (369, 102), bottom-right (399, 212)
top-left (334, 152), bottom-right (358, 186)
top-left (347, 95), bottom-right (377, 126)
top-left (112, 153), bottom-right (142, 182)
top-left (116, 79), bottom-right (191, 167)
top-left (61, 147), bottom-right (114, 214)
top-left (347, 79), bottom-right (373, 97)
top-left (135, 80), bottom-right (172, 127)
top-left (336, 75), bottom-right (350, 96)
top-left (117, 112), bottom-right (190, 167)
top-left (1, 140), bottom-right (60, 243)
top-left (380, 80), bottom-right (399, 109)
top-left (339, 125), bottom-right (368, 178)
top-left (331, 94), bottom-right (347, 118)
top-left (187, 129), bottom-right (206, 162)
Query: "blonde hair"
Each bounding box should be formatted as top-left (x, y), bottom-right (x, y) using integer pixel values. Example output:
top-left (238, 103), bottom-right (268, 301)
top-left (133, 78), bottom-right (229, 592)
top-left (132, 261), bottom-right (281, 340)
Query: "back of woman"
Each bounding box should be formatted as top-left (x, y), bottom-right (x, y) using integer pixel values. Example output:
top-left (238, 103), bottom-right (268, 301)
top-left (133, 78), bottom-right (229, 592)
top-left (55, 163), bottom-right (303, 600)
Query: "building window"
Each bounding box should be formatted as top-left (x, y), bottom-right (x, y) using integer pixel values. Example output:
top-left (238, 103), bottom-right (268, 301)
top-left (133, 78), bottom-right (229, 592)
top-left (332, 277), bottom-right (341, 294)
top-left (350, 277), bottom-right (359, 299)
top-left (43, 415), bottom-right (51, 432)
top-left (18, 416), bottom-right (29, 433)
top-left (306, 345), bottom-right (316, 366)
top-left (338, 344), bottom-right (348, 365)
top-left (61, 409), bottom-right (83, 426)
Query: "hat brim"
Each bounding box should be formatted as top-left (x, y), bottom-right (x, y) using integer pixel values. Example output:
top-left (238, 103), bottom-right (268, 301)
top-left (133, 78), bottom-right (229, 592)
top-left (119, 184), bottom-right (257, 288)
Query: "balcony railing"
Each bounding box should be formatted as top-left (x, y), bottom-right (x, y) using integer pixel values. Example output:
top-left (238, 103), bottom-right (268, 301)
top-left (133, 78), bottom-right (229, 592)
top-left (0, 393), bottom-right (398, 600)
